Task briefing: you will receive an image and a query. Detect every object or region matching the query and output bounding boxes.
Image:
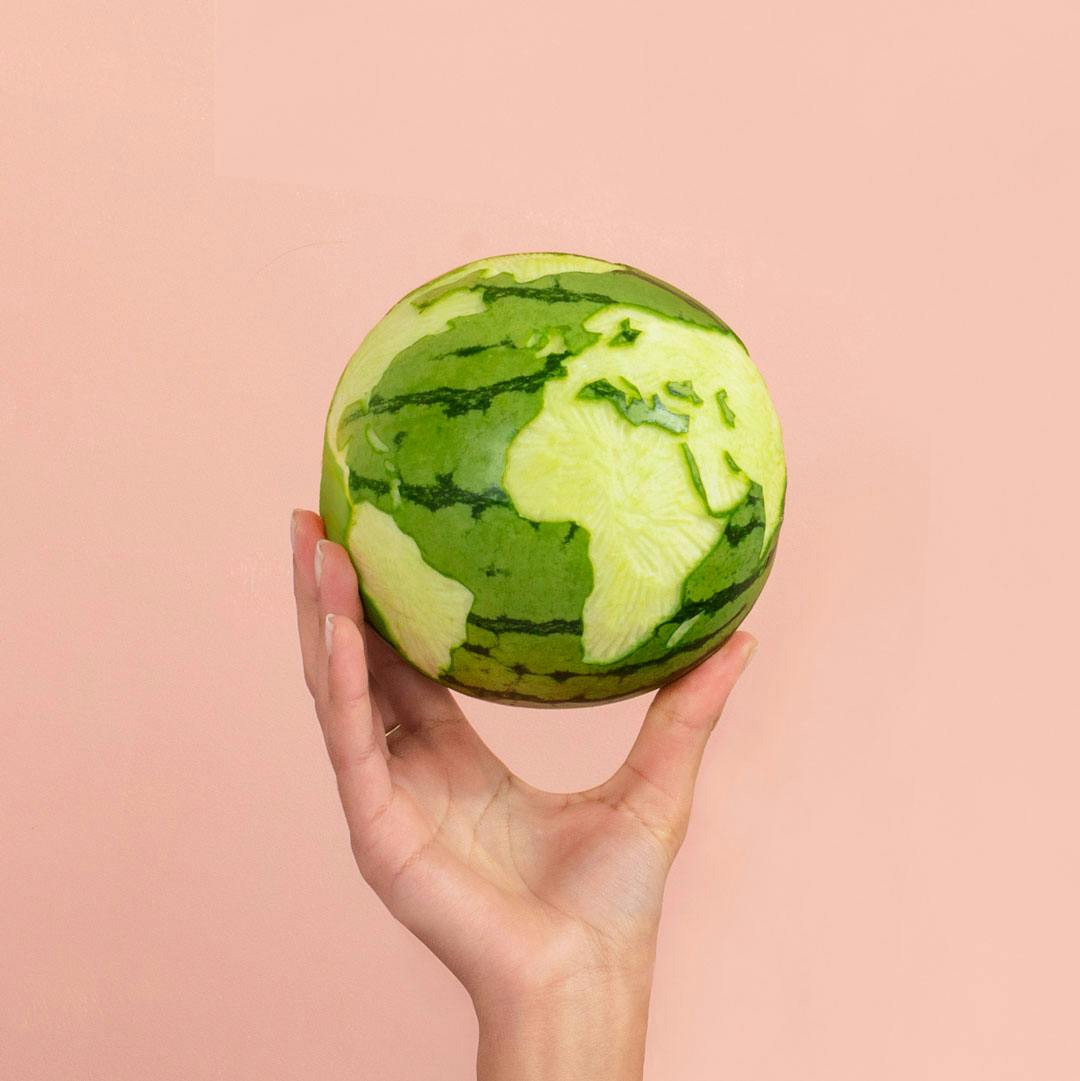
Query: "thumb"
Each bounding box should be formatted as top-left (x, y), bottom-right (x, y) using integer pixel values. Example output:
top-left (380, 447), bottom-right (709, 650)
top-left (614, 631), bottom-right (757, 840)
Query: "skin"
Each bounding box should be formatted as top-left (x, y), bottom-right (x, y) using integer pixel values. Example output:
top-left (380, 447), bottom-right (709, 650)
top-left (291, 508), bottom-right (756, 1080)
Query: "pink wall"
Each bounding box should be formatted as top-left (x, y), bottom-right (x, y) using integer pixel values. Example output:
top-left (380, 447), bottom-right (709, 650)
top-left (3, 2), bottom-right (1078, 1078)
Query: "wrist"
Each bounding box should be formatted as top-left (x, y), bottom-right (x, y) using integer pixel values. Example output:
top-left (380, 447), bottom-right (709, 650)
top-left (473, 966), bottom-right (653, 1081)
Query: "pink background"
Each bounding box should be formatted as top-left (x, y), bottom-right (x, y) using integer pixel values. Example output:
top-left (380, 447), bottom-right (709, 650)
top-left (3, 2), bottom-right (1078, 1078)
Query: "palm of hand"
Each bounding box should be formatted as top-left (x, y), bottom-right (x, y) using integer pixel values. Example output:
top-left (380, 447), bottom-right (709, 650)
top-left (378, 720), bottom-right (674, 994)
top-left (292, 510), bottom-right (753, 1004)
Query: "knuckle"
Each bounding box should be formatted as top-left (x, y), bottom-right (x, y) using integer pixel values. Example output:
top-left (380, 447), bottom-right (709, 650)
top-left (652, 703), bottom-right (710, 746)
top-left (326, 736), bottom-right (379, 777)
top-left (348, 801), bottom-right (392, 863)
top-left (340, 687), bottom-right (373, 719)
top-left (625, 761), bottom-right (675, 805)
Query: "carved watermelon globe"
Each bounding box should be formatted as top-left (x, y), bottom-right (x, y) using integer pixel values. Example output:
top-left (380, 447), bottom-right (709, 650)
top-left (320, 253), bottom-right (786, 706)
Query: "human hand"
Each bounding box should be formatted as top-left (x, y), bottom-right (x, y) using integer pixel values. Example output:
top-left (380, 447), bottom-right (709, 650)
top-left (291, 509), bottom-right (756, 1080)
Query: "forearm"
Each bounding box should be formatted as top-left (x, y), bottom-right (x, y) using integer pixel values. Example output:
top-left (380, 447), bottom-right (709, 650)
top-left (474, 973), bottom-right (653, 1081)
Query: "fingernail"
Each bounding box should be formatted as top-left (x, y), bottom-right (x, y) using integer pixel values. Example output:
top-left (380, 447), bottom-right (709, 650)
top-left (324, 613), bottom-right (335, 657)
top-left (314, 539), bottom-right (327, 587)
top-left (290, 510), bottom-right (300, 551)
top-left (741, 639), bottom-right (758, 672)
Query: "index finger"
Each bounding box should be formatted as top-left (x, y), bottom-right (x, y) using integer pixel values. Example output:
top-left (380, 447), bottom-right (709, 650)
top-left (291, 508), bottom-right (326, 695)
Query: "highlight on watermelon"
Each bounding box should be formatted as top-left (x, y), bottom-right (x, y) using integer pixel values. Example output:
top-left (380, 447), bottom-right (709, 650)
top-left (320, 253), bottom-right (786, 706)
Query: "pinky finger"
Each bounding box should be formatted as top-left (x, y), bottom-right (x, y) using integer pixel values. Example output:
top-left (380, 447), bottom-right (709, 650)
top-left (321, 613), bottom-right (393, 833)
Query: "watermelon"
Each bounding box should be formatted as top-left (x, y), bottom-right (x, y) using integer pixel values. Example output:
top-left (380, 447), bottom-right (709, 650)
top-left (320, 253), bottom-right (786, 706)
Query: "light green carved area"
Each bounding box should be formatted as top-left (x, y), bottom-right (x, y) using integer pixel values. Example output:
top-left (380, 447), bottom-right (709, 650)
top-left (346, 502), bottom-right (474, 676)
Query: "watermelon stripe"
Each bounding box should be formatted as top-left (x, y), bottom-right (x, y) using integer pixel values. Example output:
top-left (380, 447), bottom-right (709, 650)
top-left (723, 487), bottom-right (765, 545)
top-left (468, 613), bottom-right (584, 636)
top-left (668, 564), bottom-right (765, 624)
top-left (478, 283), bottom-right (619, 306)
top-left (723, 516), bottom-right (760, 546)
top-left (440, 337), bottom-right (515, 358)
top-left (367, 353), bottom-right (569, 417)
top-left (349, 472), bottom-right (513, 517)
